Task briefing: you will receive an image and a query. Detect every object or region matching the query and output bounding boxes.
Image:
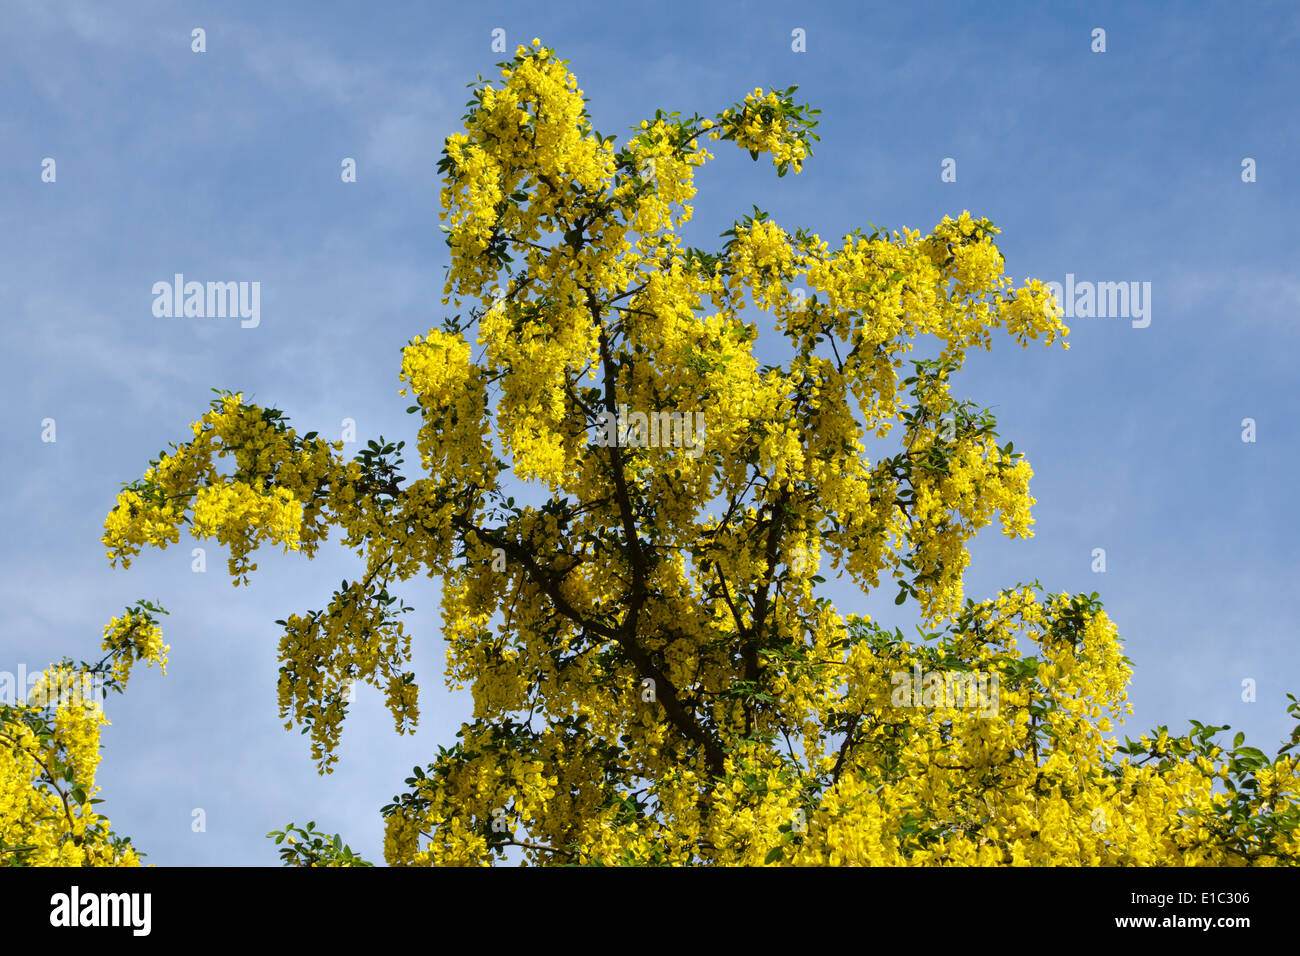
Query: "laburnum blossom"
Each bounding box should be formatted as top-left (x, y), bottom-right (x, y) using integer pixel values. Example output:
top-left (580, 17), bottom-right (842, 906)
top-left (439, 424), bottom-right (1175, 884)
top-left (102, 42), bottom-right (1299, 866)
top-left (1, 604), bottom-right (168, 865)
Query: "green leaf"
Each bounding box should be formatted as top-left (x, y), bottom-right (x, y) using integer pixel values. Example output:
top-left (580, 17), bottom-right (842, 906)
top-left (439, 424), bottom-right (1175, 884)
top-left (764, 847), bottom-right (783, 864)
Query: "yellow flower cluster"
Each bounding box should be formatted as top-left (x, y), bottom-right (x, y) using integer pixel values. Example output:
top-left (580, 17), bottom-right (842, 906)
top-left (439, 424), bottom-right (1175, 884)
top-left (1, 608), bottom-right (169, 866)
top-left (102, 393), bottom-right (343, 583)
top-left (400, 329), bottom-right (498, 488)
top-left (102, 392), bottom-right (431, 772)
top-left (718, 89), bottom-right (809, 173)
top-left (101, 609), bottom-right (170, 684)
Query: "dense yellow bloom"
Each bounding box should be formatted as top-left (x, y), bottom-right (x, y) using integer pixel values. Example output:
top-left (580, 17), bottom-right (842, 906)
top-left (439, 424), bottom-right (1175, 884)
top-left (101, 43), bottom-right (1299, 866)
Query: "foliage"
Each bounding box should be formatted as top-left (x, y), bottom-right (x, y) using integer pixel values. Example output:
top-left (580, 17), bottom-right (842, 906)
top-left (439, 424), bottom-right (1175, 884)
top-left (267, 821), bottom-right (373, 867)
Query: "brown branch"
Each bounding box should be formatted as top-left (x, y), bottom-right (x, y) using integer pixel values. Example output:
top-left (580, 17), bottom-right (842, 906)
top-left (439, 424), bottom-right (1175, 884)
top-left (831, 712), bottom-right (862, 784)
top-left (714, 563), bottom-right (748, 637)
top-left (741, 486), bottom-right (792, 735)
top-left (450, 517), bottom-right (617, 640)
top-left (593, 296), bottom-right (650, 608)
top-left (495, 837), bottom-right (577, 859)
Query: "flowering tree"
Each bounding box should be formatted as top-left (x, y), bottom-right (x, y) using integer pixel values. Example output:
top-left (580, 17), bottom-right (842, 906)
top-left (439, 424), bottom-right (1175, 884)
top-left (102, 41), bottom-right (1299, 866)
top-left (0, 603), bottom-right (167, 865)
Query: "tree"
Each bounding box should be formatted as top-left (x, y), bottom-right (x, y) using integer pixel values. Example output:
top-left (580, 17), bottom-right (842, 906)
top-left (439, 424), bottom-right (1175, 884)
top-left (102, 40), bottom-right (1299, 866)
top-left (1, 602), bottom-right (167, 866)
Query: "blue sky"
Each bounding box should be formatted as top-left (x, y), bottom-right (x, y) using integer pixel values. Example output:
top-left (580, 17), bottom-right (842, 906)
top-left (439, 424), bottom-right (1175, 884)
top-left (3, 0), bottom-right (1297, 865)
